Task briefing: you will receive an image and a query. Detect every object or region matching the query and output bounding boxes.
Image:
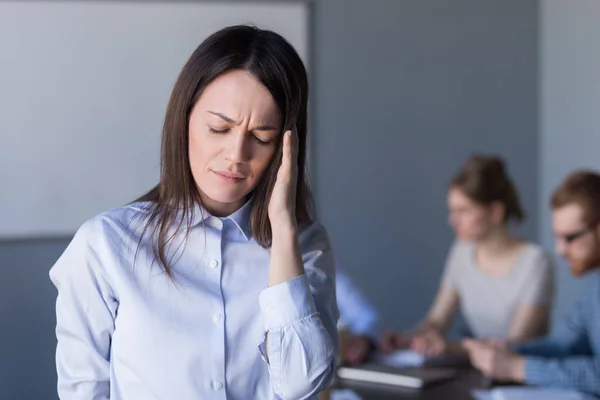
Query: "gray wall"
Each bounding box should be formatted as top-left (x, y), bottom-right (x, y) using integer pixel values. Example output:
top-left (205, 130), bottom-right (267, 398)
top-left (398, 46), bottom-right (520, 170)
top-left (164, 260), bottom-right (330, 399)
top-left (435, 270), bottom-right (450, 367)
top-left (313, 0), bottom-right (540, 331)
top-left (539, 0), bottom-right (600, 323)
top-left (0, 0), bottom-right (541, 398)
top-left (0, 239), bottom-right (65, 399)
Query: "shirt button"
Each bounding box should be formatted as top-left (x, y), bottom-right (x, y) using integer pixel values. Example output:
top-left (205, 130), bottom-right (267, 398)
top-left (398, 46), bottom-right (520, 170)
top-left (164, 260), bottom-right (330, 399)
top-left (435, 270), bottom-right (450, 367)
top-left (212, 314), bottom-right (222, 323)
top-left (212, 381), bottom-right (223, 390)
top-left (209, 259), bottom-right (219, 269)
top-left (213, 218), bottom-right (223, 230)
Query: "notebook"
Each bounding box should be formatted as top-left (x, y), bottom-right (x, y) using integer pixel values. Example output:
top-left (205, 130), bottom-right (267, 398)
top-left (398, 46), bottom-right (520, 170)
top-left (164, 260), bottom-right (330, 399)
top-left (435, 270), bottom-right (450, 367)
top-left (337, 363), bottom-right (457, 389)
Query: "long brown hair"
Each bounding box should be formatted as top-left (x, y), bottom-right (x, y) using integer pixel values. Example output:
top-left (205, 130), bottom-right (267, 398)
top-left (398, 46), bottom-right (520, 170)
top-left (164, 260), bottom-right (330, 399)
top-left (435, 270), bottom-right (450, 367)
top-left (135, 25), bottom-right (313, 276)
top-left (450, 155), bottom-right (525, 223)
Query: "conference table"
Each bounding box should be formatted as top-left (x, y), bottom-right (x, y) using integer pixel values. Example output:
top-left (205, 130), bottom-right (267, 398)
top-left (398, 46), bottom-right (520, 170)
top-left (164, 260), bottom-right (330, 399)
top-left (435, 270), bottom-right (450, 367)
top-left (333, 367), bottom-right (489, 400)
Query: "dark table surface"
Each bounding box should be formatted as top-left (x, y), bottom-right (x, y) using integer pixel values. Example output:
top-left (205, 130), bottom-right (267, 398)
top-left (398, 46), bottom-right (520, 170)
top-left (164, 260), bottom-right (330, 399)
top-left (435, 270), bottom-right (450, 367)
top-left (334, 368), bottom-right (489, 400)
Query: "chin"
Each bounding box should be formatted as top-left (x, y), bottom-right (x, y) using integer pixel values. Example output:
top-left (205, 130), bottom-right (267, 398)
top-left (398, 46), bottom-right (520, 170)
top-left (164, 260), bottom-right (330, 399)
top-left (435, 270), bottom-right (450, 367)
top-left (456, 233), bottom-right (475, 242)
top-left (568, 258), bottom-right (600, 277)
top-left (206, 191), bottom-right (247, 205)
top-left (569, 264), bottom-right (587, 277)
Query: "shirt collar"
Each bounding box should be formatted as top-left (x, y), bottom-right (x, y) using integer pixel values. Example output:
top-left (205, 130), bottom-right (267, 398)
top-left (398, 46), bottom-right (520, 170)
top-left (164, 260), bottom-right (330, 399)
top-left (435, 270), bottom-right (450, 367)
top-left (190, 197), bottom-right (253, 241)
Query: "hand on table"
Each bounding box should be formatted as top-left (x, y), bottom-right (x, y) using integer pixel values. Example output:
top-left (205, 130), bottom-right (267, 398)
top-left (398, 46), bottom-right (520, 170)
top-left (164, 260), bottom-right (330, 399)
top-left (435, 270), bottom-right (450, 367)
top-left (341, 333), bottom-right (373, 366)
top-left (463, 338), bottom-right (524, 382)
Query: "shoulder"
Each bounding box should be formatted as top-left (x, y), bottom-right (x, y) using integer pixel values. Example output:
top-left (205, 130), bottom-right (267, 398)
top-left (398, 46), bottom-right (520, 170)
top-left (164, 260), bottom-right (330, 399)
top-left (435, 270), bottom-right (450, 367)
top-left (447, 239), bottom-right (473, 262)
top-left (50, 203), bottom-right (153, 286)
top-left (521, 243), bottom-right (554, 272)
top-left (96, 201), bottom-right (154, 233)
top-left (297, 220), bottom-right (334, 276)
top-left (63, 202), bottom-right (155, 261)
top-left (583, 270), bottom-right (600, 294)
top-left (297, 220), bottom-right (331, 253)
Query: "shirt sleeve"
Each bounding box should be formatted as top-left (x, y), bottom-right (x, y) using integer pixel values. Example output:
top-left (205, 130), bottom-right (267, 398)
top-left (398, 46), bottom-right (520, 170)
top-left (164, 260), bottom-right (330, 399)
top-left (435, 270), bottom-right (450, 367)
top-left (519, 250), bottom-right (555, 306)
top-left (258, 222), bottom-right (339, 400)
top-left (440, 240), bottom-right (464, 290)
top-left (514, 285), bottom-right (598, 394)
top-left (515, 279), bottom-right (590, 358)
top-left (335, 266), bottom-right (381, 340)
top-left (523, 356), bottom-right (600, 395)
top-left (49, 217), bottom-right (118, 400)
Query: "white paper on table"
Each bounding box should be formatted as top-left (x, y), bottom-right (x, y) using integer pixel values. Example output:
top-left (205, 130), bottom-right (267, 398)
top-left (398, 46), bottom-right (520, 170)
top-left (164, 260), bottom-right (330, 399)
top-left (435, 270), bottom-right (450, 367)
top-left (330, 389), bottom-right (363, 400)
top-left (471, 390), bottom-right (494, 400)
top-left (471, 387), bottom-right (597, 400)
top-left (374, 349), bottom-right (426, 368)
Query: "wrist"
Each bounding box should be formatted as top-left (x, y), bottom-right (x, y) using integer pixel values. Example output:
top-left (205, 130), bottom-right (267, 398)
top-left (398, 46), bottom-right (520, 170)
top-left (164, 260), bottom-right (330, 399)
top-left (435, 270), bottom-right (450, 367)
top-left (271, 220), bottom-right (298, 238)
top-left (510, 355), bottom-right (525, 382)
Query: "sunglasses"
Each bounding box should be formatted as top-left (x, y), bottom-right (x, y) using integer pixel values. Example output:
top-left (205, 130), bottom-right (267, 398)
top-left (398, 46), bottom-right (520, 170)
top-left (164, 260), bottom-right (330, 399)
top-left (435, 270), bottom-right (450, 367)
top-left (559, 228), bottom-right (592, 244)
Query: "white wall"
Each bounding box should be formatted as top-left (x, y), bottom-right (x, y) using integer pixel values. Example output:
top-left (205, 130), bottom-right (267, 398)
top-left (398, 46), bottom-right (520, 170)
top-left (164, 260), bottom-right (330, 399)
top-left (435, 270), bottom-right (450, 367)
top-left (0, 1), bottom-right (307, 238)
top-left (540, 0), bottom-right (600, 323)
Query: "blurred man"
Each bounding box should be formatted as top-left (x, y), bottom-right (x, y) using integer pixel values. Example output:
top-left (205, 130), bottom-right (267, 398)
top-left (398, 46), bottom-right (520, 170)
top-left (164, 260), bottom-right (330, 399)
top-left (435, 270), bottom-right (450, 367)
top-left (317, 267), bottom-right (381, 400)
top-left (336, 266), bottom-right (381, 366)
top-left (464, 170), bottom-right (600, 396)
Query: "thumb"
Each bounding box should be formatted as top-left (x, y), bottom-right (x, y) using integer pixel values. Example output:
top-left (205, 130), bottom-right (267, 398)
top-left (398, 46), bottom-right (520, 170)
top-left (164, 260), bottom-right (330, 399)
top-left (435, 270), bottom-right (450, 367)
top-left (462, 338), bottom-right (477, 352)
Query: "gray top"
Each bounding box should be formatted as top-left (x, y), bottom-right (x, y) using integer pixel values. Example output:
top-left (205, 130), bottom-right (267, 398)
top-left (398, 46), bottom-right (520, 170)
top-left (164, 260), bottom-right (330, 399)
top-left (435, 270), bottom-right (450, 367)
top-left (442, 240), bottom-right (554, 339)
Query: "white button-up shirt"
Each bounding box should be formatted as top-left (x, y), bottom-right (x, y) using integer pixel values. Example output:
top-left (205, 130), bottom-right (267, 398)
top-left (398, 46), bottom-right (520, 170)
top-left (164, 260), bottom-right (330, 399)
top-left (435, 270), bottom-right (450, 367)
top-left (50, 200), bottom-right (338, 399)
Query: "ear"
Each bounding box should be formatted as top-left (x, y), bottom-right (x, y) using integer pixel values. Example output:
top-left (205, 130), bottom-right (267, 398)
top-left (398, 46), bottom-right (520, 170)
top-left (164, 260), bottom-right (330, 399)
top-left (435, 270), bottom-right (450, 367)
top-left (489, 201), bottom-right (506, 225)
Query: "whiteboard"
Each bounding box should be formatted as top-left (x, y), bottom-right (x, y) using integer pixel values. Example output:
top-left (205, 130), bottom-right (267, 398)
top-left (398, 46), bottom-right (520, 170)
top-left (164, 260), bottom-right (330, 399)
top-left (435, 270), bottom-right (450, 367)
top-left (0, 1), bottom-right (309, 238)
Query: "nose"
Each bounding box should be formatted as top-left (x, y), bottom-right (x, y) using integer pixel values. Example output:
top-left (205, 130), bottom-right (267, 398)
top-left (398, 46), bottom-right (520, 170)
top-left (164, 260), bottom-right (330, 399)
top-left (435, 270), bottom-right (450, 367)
top-left (224, 130), bottom-right (251, 163)
top-left (555, 238), bottom-right (567, 257)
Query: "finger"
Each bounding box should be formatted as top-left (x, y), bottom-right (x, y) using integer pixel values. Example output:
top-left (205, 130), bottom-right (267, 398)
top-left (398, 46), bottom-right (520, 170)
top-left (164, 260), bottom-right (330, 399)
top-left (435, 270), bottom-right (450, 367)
top-left (412, 340), bottom-right (426, 354)
top-left (409, 336), bottom-right (419, 349)
top-left (428, 347), bottom-right (441, 358)
top-left (415, 338), bottom-right (428, 353)
top-left (283, 129), bottom-right (297, 171)
top-left (426, 340), bottom-right (441, 357)
top-left (381, 333), bottom-right (399, 353)
top-left (282, 130), bottom-right (292, 169)
top-left (277, 130), bottom-right (293, 182)
top-left (430, 341), bottom-right (444, 357)
top-left (378, 334), bottom-right (391, 353)
top-left (348, 344), bottom-right (364, 363)
top-left (462, 338), bottom-right (477, 352)
top-left (348, 346), bottom-right (367, 365)
top-left (290, 126), bottom-right (299, 166)
top-left (346, 348), bottom-right (358, 364)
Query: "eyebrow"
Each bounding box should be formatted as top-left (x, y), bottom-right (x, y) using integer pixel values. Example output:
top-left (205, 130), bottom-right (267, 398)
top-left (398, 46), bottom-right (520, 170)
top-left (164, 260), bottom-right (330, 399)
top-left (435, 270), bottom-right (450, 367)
top-left (207, 111), bottom-right (278, 132)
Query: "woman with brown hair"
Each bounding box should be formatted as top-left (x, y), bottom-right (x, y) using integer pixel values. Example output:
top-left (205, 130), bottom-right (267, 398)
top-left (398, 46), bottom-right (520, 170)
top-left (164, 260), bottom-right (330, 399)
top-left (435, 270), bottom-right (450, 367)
top-left (50, 25), bottom-right (338, 399)
top-left (381, 155), bottom-right (554, 357)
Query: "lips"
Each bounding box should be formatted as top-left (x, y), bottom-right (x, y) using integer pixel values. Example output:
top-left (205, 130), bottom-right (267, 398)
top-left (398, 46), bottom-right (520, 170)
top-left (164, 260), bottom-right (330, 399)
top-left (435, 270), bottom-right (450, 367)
top-left (212, 170), bottom-right (245, 183)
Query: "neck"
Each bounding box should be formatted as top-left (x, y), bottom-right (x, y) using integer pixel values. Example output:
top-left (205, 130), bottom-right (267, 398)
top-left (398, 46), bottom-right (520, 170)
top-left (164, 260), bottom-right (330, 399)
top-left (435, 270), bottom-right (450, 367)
top-left (200, 193), bottom-right (247, 218)
top-left (475, 227), bottom-right (518, 256)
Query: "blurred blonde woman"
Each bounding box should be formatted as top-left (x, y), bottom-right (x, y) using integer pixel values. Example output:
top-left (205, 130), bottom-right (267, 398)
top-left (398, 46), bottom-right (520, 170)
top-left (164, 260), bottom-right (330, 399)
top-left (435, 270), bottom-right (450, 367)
top-left (381, 155), bottom-right (554, 357)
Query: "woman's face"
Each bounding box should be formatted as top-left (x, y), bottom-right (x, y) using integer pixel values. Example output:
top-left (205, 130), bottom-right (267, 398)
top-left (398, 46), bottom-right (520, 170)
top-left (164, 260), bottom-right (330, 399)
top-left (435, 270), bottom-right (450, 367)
top-left (447, 187), bottom-right (498, 241)
top-left (188, 70), bottom-right (282, 216)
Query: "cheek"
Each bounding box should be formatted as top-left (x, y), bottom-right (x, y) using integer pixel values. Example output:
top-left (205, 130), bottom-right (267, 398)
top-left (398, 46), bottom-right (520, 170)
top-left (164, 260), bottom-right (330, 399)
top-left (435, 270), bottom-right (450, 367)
top-left (574, 238), bottom-right (596, 258)
top-left (249, 146), bottom-right (277, 178)
top-left (189, 132), bottom-right (219, 169)
top-left (473, 213), bottom-right (492, 230)
top-left (463, 214), bottom-right (486, 231)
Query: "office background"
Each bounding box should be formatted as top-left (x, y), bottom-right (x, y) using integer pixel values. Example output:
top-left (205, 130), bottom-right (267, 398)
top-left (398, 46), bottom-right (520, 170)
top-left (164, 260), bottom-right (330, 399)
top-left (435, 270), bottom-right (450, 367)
top-left (1, 0), bottom-right (599, 398)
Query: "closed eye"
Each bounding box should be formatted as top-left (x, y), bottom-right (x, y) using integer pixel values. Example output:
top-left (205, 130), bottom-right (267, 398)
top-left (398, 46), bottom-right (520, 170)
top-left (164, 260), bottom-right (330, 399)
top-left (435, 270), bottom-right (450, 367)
top-left (253, 135), bottom-right (271, 145)
top-left (209, 127), bottom-right (230, 134)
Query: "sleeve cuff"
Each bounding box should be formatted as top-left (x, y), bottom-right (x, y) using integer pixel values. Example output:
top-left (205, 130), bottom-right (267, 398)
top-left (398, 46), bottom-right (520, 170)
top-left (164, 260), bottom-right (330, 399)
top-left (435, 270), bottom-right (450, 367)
top-left (259, 274), bottom-right (318, 330)
top-left (523, 356), bottom-right (548, 385)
